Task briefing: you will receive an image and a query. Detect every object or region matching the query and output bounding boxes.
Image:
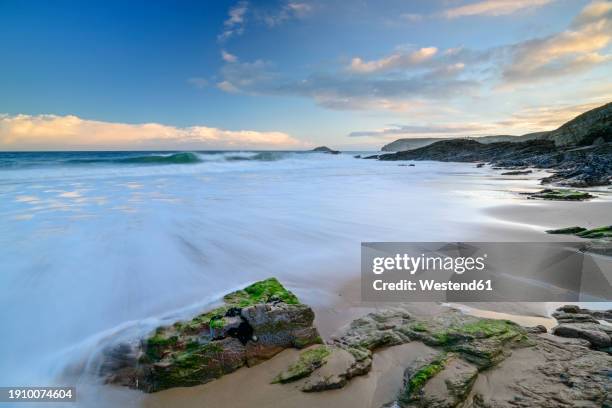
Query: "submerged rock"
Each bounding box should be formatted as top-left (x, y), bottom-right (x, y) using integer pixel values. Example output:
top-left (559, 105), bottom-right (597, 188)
top-left (525, 188), bottom-right (594, 201)
top-left (101, 278), bottom-right (321, 392)
top-left (501, 170), bottom-right (532, 175)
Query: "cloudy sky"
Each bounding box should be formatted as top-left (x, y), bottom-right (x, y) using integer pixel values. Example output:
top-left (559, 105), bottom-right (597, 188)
top-left (1, 0), bottom-right (611, 150)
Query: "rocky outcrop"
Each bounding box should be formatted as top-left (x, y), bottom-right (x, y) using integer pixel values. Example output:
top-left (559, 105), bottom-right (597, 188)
top-left (100, 278), bottom-right (321, 392)
top-left (381, 102), bottom-right (611, 153)
top-left (552, 305), bottom-right (612, 352)
top-left (273, 345), bottom-right (373, 392)
top-left (269, 307), bottom-right (611, 407)
top-left (311, 146), bottom-right (340, 154)
top-left (382, 138), bottom-right (451, 152)
top-left (524, 188), bottom-right (595, 201)
top-left (398, 354), bottom-right (479, 408)
top-left (501, 169), bottom-right (532, 175)
top-left (378, 139), bottom-right (612, 187)
top-left (381, 133), bottom-right (550, 152)
top-left (274, 309), bottom-right (529, 399)
top-left (375, 102), bottom-right (612, 186)
top-left (548, 102), bottom-right (612, 147)
top-left (371, 308), bottom-right (612, 408)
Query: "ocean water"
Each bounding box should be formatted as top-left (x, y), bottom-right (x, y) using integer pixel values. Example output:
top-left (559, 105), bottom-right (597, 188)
top-left (0, 151), bottom-right (541, 403)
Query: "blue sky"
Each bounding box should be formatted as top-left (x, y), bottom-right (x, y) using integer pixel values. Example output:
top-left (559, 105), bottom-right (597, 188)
top-left (0, 0), bottom-right (611, 150)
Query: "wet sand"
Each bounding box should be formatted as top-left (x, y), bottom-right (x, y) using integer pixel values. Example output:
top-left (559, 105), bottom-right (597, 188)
top-left (143, 343), bottom-right (437, 408)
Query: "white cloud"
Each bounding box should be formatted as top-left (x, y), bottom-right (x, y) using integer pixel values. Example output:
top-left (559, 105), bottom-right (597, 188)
top-left (221, 50), bottom-right (238, 63)
top-left (263, 2), bottom-right (313, 26)
top-left (349, 47), bottom-right (438, 73)
top-left (0, 114), bottom-right (302, 150)
top-left (217, 80), bottom-right (240, 93)
top-left (444, 0), bottom-right (554, 18)
top-left (219, 1), bottom-right (249, 41)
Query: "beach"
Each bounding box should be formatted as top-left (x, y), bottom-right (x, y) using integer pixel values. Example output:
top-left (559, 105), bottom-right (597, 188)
top-left (0, 151), bottom-right (609, 407)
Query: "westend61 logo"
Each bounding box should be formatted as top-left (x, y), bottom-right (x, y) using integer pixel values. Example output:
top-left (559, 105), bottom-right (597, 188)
top-left (361, 242), bottom-right (612, 302)
top-left (372, 253), bottom-right (487, 275)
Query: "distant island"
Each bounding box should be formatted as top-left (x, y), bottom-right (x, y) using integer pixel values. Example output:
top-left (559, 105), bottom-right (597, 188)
top-left (311, 146), bottom-right (340, 154)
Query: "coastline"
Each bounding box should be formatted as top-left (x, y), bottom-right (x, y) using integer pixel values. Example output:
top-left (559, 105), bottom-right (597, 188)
top-left (139, 167), bottom-right (611, 408)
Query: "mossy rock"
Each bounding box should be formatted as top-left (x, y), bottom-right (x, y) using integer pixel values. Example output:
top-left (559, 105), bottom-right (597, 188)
top-left (398, 354), bottom-right (447, 404)
top-left (544, 225), bottom-right (612, 240)
top-left (528, 188), bottom-right (594, 201)
top-left (576, 225), bottom-right (612, 239)
top-left (223, 277), bottom-right (299, 307)
top-left (546, 226), bottom-right (587, 234)
top-left (272, 345), bottom-right (332, 384)
top-left (106, 278), bottom-right (321, 392)
top-left (398, 317), bottom-right (527, 369)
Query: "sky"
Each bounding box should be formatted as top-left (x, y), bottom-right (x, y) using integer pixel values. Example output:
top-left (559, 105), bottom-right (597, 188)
top-left (0, 0), bottom-right (611, 150)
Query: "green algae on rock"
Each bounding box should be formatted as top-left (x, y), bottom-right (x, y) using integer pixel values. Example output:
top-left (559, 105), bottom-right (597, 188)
top-left (102, 278), bottom-right (321, 392)
top-left (546, 226), bottom-right (588, 234)
top-left (526, 188), bottom-right (594, 201)
top-left (576, 225), bottom-right (612, 239)
top-left (545, 225), bottom-right (612, 240)
top-left (272, 345), bottom-right (331, 384)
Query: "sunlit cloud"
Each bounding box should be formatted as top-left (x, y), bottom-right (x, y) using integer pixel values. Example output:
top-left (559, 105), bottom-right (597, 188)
top-left (444, 0), bottom-right (555, 18)
top-left (502, 1), bottom-right (612, 84)
top-left (495, 101), bottom-right (609, 130)
top-left (349, 47), bottom-right (438, 74)
top-left (0, 114), bottom-right (302, 150)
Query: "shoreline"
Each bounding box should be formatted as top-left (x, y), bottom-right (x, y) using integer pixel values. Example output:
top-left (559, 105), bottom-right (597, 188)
top-left (139, 171), bottom-right (610, 408)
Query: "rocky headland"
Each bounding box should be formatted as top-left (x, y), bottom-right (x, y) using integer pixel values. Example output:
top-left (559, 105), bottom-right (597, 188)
top-left (373, 102), bottom-right (612, 187)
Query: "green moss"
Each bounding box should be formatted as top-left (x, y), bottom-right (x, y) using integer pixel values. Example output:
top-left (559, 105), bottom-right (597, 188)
top-left (455, 319), bottom-right (521, 338)
top-left (224, 277), bottom-right (299, 307)
top-left (143, 278), bottom-right (300, 365)
top-left (403, 355), bottom-right (447, 399)
top-left (530, 189), bottom-right (594, 201)
top-left (576, 225), bottom-right (612, 239)
top-left (209, 317), bottom-right (225, 329)
top-left (151, 342), bottom-right (227, 390)
top-left (432, 331), bottom-right (452, 345)
top-left (546, 226), bottom-right (587, 234)
top-left (347, 347), bottom-right (371, 362)
top-left (272, 345), bottom-right (331, 384)
top-left (294, 335), bottom-right (322, 349)
top-left (146, 334), bottom-right (178, 359)
top-left (410, 322), bottom-right (427, 332)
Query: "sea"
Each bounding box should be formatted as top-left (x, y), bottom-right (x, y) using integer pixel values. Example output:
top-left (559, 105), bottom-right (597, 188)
top-left (0, 150), bottom-right (572, 405)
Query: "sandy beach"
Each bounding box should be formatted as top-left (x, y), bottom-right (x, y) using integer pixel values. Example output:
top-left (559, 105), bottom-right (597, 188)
top-left (137, 169), bottom-right (610, 408)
